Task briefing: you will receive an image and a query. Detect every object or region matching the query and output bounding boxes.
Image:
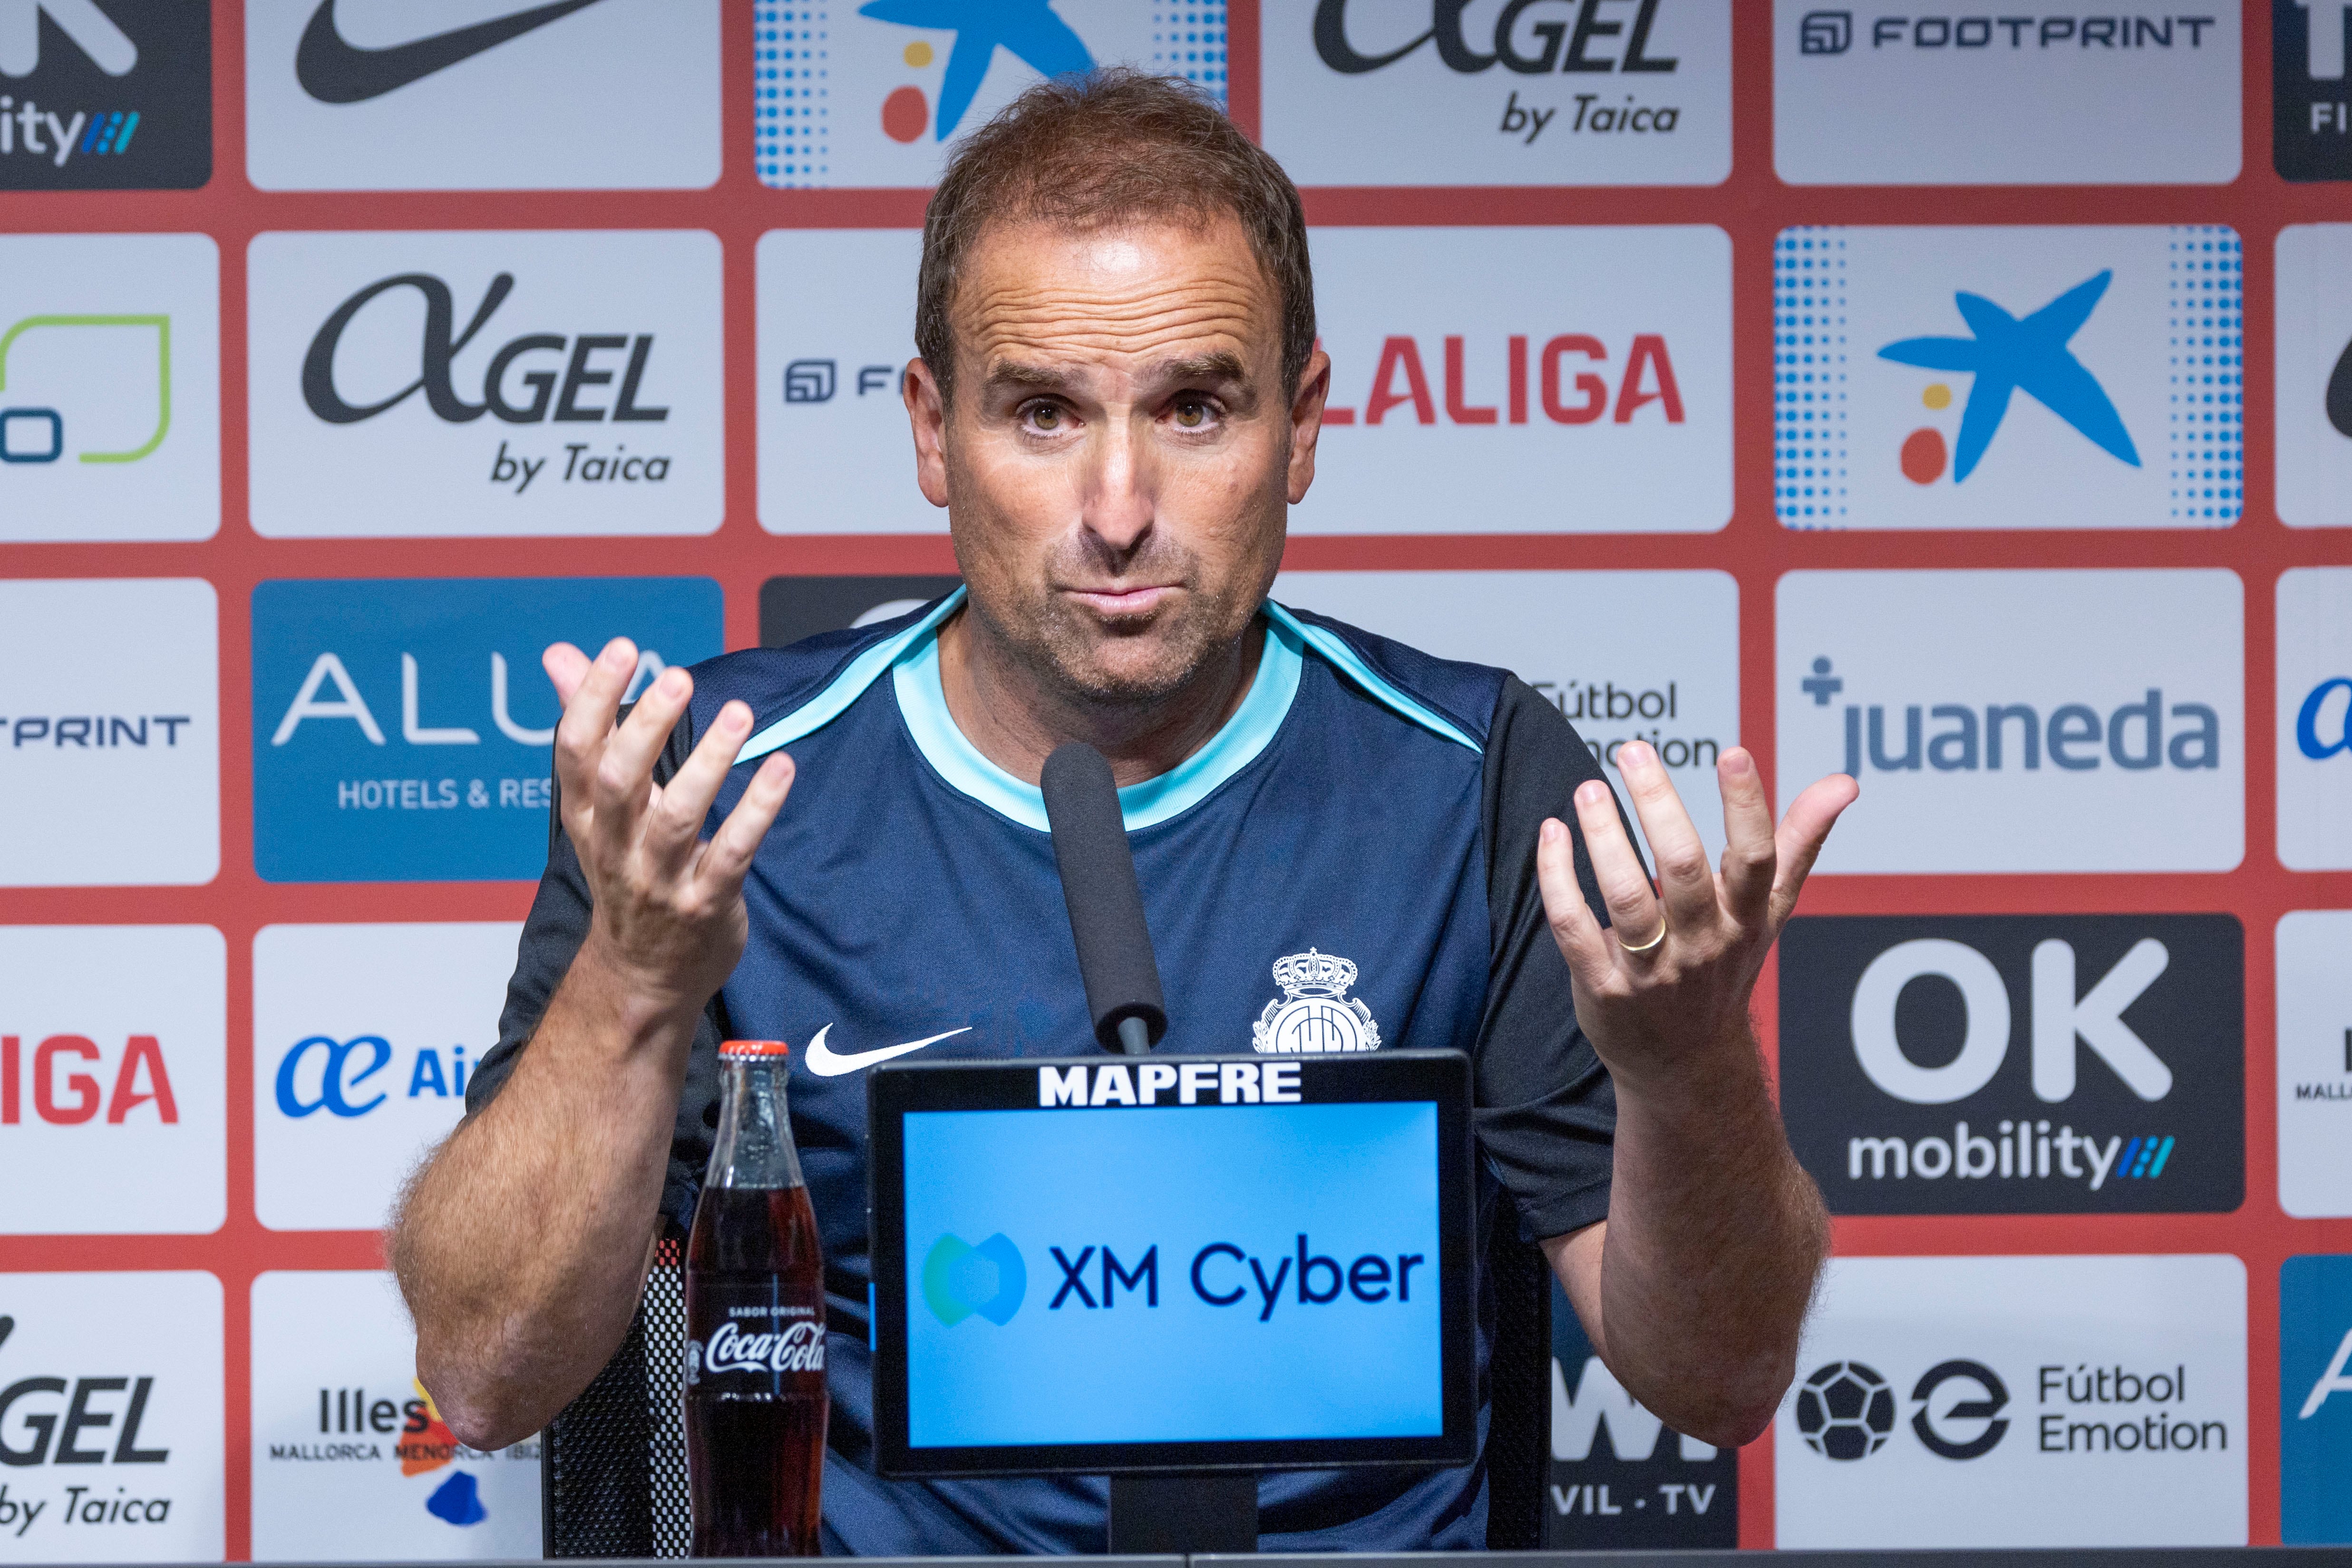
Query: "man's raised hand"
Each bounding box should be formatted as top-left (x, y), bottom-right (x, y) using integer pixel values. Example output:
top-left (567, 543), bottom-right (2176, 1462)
top-left (1534, 743), bottom-right (1857, 1090)
top-left (544, 637), bottom-right (795, 1025)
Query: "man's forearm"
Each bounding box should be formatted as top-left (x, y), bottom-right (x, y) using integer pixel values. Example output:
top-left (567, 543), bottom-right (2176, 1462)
top-left (1556, 1028), bottom-right (1828, 1448)
top-left (389, 938), bottom-right (696, 1450)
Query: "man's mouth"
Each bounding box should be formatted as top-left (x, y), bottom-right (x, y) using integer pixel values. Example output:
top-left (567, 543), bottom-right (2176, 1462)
top-left (1065, 584), bottom-right (1176, 618)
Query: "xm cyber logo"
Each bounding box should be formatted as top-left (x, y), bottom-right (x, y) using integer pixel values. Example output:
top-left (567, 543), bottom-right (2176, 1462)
top-left (0, 0), bottom-right (209, 189)
top-left (0, 312), bottom-right (166, 466)
top-left (1779, 915), bottom-right (2244, 1215)
top-left (921, 1232), bottom-right (1027, 1325)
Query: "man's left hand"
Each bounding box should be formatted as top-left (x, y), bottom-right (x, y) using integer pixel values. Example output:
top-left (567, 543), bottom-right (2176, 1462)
top-left (1535, 743), bottom-right (1857, 1090)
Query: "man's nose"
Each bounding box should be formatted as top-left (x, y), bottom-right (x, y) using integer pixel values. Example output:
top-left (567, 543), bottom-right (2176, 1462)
top-left (1079, 417), bottom-right (1156, 553)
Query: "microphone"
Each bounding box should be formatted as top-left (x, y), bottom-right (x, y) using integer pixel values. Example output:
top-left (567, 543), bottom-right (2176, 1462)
top-left (1040, 741), bottom-right (1167, 1056)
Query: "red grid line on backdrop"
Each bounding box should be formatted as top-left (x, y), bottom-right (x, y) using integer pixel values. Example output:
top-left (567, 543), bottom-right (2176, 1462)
top-left (0, 0), bottom-right (2345, 1555)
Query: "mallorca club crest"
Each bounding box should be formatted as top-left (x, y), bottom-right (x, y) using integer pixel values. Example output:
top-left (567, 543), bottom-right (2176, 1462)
top-left (1253, 948), bottom-right (1383, 1055)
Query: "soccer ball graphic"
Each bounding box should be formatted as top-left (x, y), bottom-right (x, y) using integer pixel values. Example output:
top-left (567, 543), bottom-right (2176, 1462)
top-left (1795, 1360), bottom-right (1896, 1461)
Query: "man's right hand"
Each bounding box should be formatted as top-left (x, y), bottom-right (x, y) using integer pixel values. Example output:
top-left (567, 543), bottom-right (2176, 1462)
top-left (545, 637), bottom-right (796, 1023)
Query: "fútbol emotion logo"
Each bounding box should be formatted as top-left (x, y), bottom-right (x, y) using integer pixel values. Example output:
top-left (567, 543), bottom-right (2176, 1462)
top-left (1777, 1255), bottom-right (2247, 1549)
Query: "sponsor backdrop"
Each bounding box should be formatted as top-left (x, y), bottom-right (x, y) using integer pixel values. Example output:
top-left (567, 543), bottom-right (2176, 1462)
top-left (0, 0), bottom-right (2346, 1557)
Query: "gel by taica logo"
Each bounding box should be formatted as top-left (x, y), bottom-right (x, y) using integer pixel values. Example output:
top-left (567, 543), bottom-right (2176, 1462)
top-left (1779, 915), bottom-right (2244, 1215)
top-left (0, 0), bottom-right (211, 190)
top-left (921, 1232), bottom-right (1027, 1326)
top-left (1775, 227), bottom-right (2241, 529)
top-left (2282, 1254), bottom-right (2352, 1542)
top-left (250, 576), bottom-right (720, 882)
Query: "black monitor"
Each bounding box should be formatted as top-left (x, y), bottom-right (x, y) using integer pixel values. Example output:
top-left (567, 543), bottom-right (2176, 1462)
top-left (865, 1051), bottom-right (1477, 1479)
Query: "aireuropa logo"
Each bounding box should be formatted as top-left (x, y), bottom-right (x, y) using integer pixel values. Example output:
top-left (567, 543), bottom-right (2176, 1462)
top-left (921, 1233), bottom-right (1027, 1326)
top-left (251, 1271), bottom-right (540, 1560)
top-left (1777, 570), bottom-right (2243, 872)
top-left (0, 0), bottom-right (210, 190)
top-left (1296, 227), bottom-right (1729, 535)
top-left (0, 235), bottom-right (219, 542)
top-left (754, 230), bottom-right (933, 536)
top-left (1776, 226), bottom-right (2241, 530)
top-left (248, 230), bottom-right (722, 538)
top-left (250, 576), bottom-right (720, 882)
top-left (2279, 569), bottom-right (2352, 868)
top-left (2278, 913), bottom-right (2352, 1218)
top-left (1547, 1307), bottom-right (1731, 1549)
top-left (245, 0), bottom-right (717, 192)
top-left (0, 579), bottom-right (217, 887)
top-left (2277, 0), bottom-right (2352, 179)
top-left (0, 926), bottom-right (223, 1237)
top-left (1775, 2), bottom-right (2238, 185)
top-left (2275, 228), bottom-right (2352, 527)
top-left (2283, 1255), bottom-right (2352, 1542)
top-left (0, 1274), bottom-right (224, 1563)
top-left (1258, 0), bottom-right (1729, 188)
top-left (758, 0), bottom-right (1222, 188)
top-left (1779, 915), bottom-right (2243, 1216)
top-left (1777, 1255), bottom-right (2246, 1549)
top-left (1272, 568), bottom-right (1739, 865)
top-left (253, 924), bottom-right (521, 1231)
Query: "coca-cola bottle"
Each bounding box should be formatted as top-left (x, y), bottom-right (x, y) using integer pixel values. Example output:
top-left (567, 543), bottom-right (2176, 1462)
top-left (685, 1039), bottom-right (828, 1557)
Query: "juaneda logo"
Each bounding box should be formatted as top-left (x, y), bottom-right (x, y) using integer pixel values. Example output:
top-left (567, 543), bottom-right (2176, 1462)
top-left (1775, 2), bottom-right (2238, 185)
top-left (1546, 1307), bottom-right (1731, 1549)
top-left (2278, 0), bottom-right (2352, 179)
top-left (0, 0), bottom-right (210, 189)
top-left (248, 230), bottom-right (723, 538)
top-left (1779, 915), bottom-right (2244, 1215)
top-left (1262, 0), bottom-right (1728, 186)
top-left (250, 576), bottom-right (721, 882)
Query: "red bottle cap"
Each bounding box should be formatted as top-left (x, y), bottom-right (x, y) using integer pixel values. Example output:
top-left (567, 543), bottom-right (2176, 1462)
top-left (719, 1039), bottom-right (792, 1058)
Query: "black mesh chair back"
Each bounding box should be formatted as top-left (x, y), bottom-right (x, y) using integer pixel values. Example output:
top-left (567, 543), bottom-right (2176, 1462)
top-left (541, 1222), bottom-right (1554, 1555)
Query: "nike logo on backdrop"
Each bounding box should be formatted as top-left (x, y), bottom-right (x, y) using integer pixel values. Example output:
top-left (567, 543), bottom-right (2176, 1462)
top-left (295, 0), bottom-right (607, 104)
top-left (802, 1023), bottom-right (972, 1077)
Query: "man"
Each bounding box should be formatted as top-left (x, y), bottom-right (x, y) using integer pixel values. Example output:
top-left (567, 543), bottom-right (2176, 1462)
top-left (390, 69), bottom-right (1854, 1553)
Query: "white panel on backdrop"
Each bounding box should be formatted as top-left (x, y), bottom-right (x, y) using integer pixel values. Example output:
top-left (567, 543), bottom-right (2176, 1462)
top-left (1773, 2), bottom-right (2240, 185)
top-left (2279, 911), bottom-right (2352, 1218)
top-left (1259, 0), bottom-right (1729, 187)
top-left (756, 1), bottom-right (1225, 189)
top-left (1271, 570), bottom-right (1736, 863)
top-left (250, 1272), bottom-right (539, 1561)
top-left (0, 234), bottom-right (218, 543)
top-left (1776, 570), bottom-right (2244, 873)
top-left (2275, 226), bottom-right (2352, 529)
top-left (2279, 568), bottom-right (2352, 869)
top-left (1297, 226), bottom-right (1730, 534)
top-left (0, 1272), bottom-right (224, 1561)
top-left (252, 924), bottom-right (523, 1232)
top-left (1775, 226), bottom-right (2242, 529)
top-left (247, 230), bottom-right (723, 538)
top-left (0, 580), bottom-right (217, 888)
top-left (756, 230), bottom-right (927, 535)
top-left (244, 0), bottom-right (719, 192)
top-left (1775, 1255), bottom-right (2246, 1548)
top-left (0, 927), bottom-right (224, 1236)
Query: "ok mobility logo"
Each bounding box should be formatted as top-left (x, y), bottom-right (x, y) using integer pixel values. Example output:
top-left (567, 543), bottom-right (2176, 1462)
top-left (0, 312), bottom-right (167, 466)
top-left (0, 0), bottom-right (210, 190)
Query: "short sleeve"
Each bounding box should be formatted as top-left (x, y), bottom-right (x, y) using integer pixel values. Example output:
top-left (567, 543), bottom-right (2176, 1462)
top-left (1472, 674), bottom-right (1638, 1242)
top-left (463, 704), bottom-right (726, 1235)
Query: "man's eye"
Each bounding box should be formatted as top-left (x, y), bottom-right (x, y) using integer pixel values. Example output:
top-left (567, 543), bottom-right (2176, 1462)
top-left (1025, 402), bottom-right (1064, 431)
top-left (1173, 399), bottom-right (1213, 429)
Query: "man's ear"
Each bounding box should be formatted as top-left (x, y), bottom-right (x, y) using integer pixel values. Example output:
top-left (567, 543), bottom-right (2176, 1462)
top-left (1286, 343), bottom-right (1332, 506)
top-left (904, 357), bottom-right (951, 509)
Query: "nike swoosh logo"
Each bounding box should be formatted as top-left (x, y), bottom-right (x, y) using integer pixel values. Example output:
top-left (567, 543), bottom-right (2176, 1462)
top-left (295, 0), bottom-right (608, 105)
top-left (802, 1023), bottom-right (972, 1078)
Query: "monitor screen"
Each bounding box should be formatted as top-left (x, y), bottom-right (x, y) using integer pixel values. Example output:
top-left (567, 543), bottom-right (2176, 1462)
top-left (867, 1052), bottom-right (1476, 1478)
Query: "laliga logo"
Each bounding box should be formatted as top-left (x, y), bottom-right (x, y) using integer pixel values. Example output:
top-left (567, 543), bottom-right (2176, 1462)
top-left (1322, 333), bottom-right (1683, 427)
top-left (693, 1320), bottom-right (826, 1376)
top-left (921, 1231), bottom-right (1027, 1326)
top-left (0, 314), bottom-right (170, 467)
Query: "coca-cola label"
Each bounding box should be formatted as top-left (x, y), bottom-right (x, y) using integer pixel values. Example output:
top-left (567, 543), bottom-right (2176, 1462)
top-left (686, 1288), bottom-right (826, 1387)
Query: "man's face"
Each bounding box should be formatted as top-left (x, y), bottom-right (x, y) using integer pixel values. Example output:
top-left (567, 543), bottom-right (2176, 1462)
top-left (906, 214), bottom-right (1325, 706)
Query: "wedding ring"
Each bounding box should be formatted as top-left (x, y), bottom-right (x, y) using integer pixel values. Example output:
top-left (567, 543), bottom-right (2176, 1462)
top-left (1616, 919), bottom-right (1668, 954)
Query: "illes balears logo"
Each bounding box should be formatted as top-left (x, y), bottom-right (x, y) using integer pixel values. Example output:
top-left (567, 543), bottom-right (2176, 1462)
top-left (294, 0), bottom-right (607, 105)
top-left (922, 1231), bottom-right (1027, 1326)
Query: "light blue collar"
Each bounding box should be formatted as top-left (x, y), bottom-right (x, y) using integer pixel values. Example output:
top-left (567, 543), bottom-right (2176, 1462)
top-left (894, 605), bottom-right (1305, 833)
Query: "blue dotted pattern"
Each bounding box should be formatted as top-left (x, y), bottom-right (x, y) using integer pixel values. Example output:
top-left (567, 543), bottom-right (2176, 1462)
top-left (754, 4), bottom-right (830, 188)
top-left (1152, 5), bottom-right (1229, 94)
top-left (2166, 225), bottom-right (2243, 525)
top-left (1773, 227), bottom-right (1849, 526)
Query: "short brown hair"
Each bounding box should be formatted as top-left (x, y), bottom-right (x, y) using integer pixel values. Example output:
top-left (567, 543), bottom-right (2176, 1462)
top-left (915, 68), bottom-right (1315, 402)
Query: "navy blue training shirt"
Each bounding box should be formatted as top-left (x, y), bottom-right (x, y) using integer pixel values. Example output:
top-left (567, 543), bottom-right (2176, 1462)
top-left (468, 591), bottom-right (1625, 1554)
